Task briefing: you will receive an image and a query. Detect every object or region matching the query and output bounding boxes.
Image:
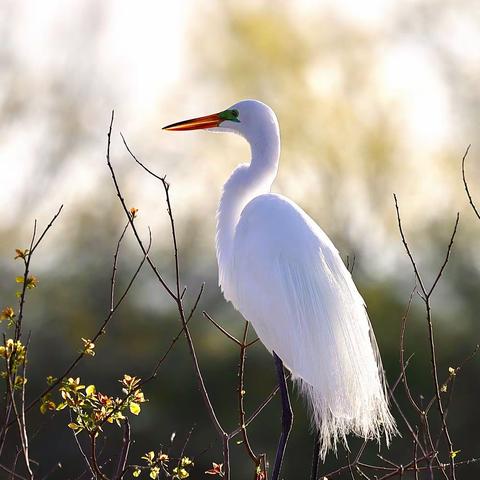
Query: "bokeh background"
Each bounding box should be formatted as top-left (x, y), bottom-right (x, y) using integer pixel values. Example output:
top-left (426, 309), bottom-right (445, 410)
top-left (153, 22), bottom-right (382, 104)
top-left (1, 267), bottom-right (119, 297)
top-left (1, 0), bottom-right (480, 478)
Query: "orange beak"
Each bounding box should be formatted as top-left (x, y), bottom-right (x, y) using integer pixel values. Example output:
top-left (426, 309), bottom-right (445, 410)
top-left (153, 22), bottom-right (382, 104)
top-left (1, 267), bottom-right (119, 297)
top-left (163, 113), bottom-right (222, 131)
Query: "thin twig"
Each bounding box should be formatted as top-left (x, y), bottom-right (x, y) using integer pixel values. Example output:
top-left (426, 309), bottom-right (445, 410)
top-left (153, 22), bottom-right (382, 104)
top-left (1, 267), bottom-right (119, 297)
top-left (460, 145), bottom-right (480, 220)
top-left (5, 339), bottom-right (33, 479)
top-left (114, 123), bottom-right (230, 479)
top-left (114, 419), bottom-right (131, 480)
top-left (394, 195), bottom-right (459, 479)
top-left (0, 463), bottom-right (28, 480)
top-left (310, 432), bottom-right (320, 480)
top-left (203, 312), bottom-right (241, 346)
top-left (110, 222), bottom-right (130, 312)
top-left (90, 433), bottom-right (109, 480)
top-left (229, 372), bottom-right (292, 439)
top-left (21, 227), bottom-right (152, 418)
top-left (71, 412), bottom-right (95, 478)
top-left (237, 322), bottom-right (261, 477)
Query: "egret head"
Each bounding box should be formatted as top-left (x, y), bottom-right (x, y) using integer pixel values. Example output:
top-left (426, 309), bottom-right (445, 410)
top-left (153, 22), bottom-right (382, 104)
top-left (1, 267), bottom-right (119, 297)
top-left (163, 99), bottom-right (279, 143)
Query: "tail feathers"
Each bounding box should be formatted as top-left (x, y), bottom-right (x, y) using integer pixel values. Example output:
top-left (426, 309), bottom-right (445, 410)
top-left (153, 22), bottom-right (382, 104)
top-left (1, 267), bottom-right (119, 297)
top-left (297, 377), bottom-right (397, 459)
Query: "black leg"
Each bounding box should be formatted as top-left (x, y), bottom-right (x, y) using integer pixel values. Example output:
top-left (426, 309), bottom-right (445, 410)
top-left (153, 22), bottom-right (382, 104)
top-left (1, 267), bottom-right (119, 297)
top-left (271, 351), bottom-right (293, 480)
top-left (310, 432), bottom-right (320, 480)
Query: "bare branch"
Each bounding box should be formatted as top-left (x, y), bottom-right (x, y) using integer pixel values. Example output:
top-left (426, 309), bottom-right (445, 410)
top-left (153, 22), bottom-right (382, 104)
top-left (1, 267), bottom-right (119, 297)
top-left (203, 311), bottom-right (242, 346)
top-left (461, 145), bottom-right (480, 220)
top-left (428, 213), bottom-right (460, 297)
top-left (22, 226), bottom-right (152, 418)
top-left (115, 126), bottom-right (231, 478)
top-left (394, 195), bottom-right (459, 479)
top-left (114, 419), bottom-right (131, 480)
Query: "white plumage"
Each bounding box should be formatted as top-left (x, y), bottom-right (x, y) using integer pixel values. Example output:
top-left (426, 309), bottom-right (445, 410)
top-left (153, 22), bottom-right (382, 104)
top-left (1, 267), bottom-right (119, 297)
top-left (228, 193), bottom-right (394, 457)
top-left (164, 99), bottom-right (396, 458)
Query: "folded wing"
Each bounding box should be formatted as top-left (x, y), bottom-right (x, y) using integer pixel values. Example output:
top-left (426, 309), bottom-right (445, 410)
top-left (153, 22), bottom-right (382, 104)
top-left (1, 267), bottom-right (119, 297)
top-left (230, 193), bottom-right (396, 457)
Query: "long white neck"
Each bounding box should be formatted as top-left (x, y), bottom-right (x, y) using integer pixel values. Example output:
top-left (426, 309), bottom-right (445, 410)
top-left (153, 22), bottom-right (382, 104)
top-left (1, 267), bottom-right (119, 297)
top-left (216, 129), bottom-right (280, 295)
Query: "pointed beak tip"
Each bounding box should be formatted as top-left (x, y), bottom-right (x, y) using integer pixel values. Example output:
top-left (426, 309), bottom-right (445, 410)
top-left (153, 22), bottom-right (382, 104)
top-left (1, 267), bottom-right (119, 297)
top-left (161, 113), bottom-right (221, 132)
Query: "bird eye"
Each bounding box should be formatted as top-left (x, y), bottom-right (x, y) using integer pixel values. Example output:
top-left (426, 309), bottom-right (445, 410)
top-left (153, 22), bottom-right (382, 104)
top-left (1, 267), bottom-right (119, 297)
top-left (232, 110), bottom-right (239, 118)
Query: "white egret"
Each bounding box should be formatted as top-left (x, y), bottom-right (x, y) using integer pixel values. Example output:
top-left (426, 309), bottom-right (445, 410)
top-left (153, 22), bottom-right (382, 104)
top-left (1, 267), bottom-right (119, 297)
top-left (163, 100), bottom-right (396, 468)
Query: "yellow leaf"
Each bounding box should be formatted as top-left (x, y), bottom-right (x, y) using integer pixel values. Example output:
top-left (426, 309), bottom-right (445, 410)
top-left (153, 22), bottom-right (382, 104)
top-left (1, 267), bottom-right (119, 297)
top-left (130, 402), bottom-right (141, 415)
top-left (451, 450), bottom-right (461, 459)
top-left (26, 275), bottom-right (39, 289)
top-left (15, 276), bottom-right (24, 284)
top-left (172, 467), bottom-right (189, 479)
top-left (68, 422), bottom-right (79, 430)
top-left (149, 467), bottom-right (160, 479)
top-left (133, 469), bottom-right (141, 478)
top-left (86, 385), bottom-right (96, 396)
top-left (141, 451), bottom-right (155, 463)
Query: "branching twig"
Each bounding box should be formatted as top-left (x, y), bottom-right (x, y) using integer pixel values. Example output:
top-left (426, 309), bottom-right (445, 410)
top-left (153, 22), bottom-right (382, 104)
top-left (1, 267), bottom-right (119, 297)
top-left (22, 226), bottom-right (152, 418)
top-left (90, 433), bottom-right (109, 480)
top-left (111, 118), bottom-right (231, 479)
top-left (394, 194), bottom-right (459, 479)
top-left (114, 419), bottom-right (130, 480)
top-left (203, 312), bottom-right (241, 346)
